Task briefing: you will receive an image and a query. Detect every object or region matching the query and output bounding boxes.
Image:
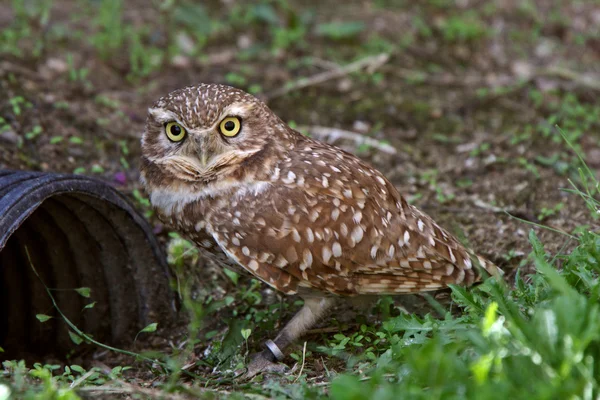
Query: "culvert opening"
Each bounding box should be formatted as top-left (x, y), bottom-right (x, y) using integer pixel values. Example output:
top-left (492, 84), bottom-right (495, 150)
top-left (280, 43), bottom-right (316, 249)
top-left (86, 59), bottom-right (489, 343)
top-left (0, 170), bottom-right (175, 361)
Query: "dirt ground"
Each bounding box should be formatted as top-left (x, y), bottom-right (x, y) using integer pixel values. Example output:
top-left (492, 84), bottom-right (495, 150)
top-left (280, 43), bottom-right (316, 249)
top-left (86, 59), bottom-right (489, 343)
top-left (1, 0), bottom-right (599, 392)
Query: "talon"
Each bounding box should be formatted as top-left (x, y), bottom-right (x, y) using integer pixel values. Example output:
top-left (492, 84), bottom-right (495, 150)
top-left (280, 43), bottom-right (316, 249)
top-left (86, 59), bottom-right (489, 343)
top-left (245, 350), bottom-right (289, 378)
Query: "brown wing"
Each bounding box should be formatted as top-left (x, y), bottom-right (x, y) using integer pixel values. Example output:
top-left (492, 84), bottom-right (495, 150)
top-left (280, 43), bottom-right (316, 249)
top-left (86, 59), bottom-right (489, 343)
top-left (205, 137), bottom-right (500, 296)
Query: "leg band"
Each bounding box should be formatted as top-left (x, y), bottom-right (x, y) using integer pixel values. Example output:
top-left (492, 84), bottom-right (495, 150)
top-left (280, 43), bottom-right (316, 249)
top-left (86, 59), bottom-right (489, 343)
top-left (265, 339), bottom-right (285, 361)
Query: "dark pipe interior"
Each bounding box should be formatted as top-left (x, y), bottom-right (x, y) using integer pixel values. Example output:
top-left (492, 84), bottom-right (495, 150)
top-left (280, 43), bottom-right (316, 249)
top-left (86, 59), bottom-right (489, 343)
top-left (0, 170), bottom-right (175, 360)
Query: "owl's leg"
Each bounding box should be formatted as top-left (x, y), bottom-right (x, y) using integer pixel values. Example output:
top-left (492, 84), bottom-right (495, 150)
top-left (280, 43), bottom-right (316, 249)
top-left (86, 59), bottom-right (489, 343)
top-left (246, 296), bottom-right (336, 377)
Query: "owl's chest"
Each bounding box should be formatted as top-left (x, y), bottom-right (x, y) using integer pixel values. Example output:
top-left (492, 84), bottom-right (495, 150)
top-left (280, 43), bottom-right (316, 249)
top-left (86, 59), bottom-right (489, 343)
top-left (152, 187), bottom-right (264, 277)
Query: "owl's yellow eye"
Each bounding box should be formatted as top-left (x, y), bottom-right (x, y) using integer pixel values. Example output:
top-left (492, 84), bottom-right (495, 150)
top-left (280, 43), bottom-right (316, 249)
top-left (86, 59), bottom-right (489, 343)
top-left (165, 122), bottom-right (186, 142)
top-left (219, 117), bottom-right (241, 137)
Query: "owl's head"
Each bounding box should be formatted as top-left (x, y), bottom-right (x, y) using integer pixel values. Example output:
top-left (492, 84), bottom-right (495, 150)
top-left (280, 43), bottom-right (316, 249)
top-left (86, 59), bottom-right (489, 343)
top-left (141, 84), bottom-right (289, 186)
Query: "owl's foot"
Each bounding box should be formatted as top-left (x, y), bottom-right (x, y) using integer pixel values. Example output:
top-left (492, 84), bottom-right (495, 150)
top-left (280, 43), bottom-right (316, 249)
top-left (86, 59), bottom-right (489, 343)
top-left (245, 349), bottom-right (289, 379)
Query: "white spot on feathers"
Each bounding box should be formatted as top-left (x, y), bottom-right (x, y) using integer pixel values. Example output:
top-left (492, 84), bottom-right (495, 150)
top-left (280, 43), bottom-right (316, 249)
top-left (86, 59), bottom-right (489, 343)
top-left (464, 258), bottom-right (472, 269)
top-left (248, 260), bottom-right (259, 271)
top-left (370, 246), bottom-right (378, 259)
top-left (306, 228), bottom-right (315, 243)
top-left (332, 242), bottom-right (342, 257)
top-left (351, 226), bottom-right (364, 244)
top-left (331, 208), bottom-right (340, 221)
top-left (283, 171), bottom-right (296, 184)
top-left (300, 249), bottom-right (313, 270)
top-left (322, 246), bottom-right (332, 263)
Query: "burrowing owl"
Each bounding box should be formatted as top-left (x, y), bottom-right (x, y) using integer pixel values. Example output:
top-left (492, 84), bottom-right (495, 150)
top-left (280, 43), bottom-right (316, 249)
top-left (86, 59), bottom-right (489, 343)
top-left (140, 83), bottom-right (500, 376)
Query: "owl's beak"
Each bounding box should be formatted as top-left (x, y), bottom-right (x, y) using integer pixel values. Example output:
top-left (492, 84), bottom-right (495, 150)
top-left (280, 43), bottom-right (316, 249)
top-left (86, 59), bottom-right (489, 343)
top-left (194, 132), bottom-right (214, 168)
top-left (199, 151), bottom-right (208, 167)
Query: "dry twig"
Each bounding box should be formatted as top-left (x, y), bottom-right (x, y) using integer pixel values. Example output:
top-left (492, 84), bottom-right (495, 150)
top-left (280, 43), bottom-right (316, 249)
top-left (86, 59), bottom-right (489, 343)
top-left (537, 67), bottom-right (600, 91)
top-left (300, 125), bottom-right (397, 155)
top-left (265, 53), bottom-right (390, 99)
top-left (293, 341), bottom-right (308, 383)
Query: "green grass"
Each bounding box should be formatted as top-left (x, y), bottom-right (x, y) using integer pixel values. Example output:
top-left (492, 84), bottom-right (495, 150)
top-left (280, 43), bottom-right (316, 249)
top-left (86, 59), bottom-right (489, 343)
top-left (329, 231), bottom-right (600, 399)
top-left (0, 0), bottom-right (53, 58)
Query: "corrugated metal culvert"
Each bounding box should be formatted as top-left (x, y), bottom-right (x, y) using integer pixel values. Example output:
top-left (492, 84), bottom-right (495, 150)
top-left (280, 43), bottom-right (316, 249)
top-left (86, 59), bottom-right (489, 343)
top-left (0, 169), bottom-right (175, 360)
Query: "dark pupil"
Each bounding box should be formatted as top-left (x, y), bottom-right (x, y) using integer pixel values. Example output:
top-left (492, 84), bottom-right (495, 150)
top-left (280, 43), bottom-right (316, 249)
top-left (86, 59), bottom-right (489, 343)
top-left (224, 120), bottom-right (235, 131)
top-left (170, 124), bottom-right (182, 136)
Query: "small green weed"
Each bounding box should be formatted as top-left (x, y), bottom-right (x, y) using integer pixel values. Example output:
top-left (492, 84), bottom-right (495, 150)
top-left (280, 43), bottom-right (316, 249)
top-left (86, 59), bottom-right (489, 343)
top-left (24, 125), bottom-right (42, 140)
top-left (89, 0), bottom-right (126, 61)
top-left (88, 0), bottom-right (163, 80)
top-left (0, 0), bottom-right (53, 58)
top-left (131, 189), bottom-right (153, 219)
top-left (419, 169), bottom-right (456, 203)
top-left (537, 202), bottom-right (565, 221)
top-left (537, 93), bottom-right (600, 145)
top-left (316, 21), bottom-right (365, 41)
top-left (438, 12), bottom-right (489, 43)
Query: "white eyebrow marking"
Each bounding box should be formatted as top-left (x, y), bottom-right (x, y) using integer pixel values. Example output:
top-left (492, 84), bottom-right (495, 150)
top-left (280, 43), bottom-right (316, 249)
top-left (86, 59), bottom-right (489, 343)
top-left (148, 107), bottom-right (179, 123)
top-left (220, 103), bottom-right (255, 119)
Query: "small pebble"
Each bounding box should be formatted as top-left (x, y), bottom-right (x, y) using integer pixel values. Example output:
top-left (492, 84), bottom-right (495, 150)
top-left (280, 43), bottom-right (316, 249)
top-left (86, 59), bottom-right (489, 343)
top-left (0, 129), bottom-right (20, 145)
